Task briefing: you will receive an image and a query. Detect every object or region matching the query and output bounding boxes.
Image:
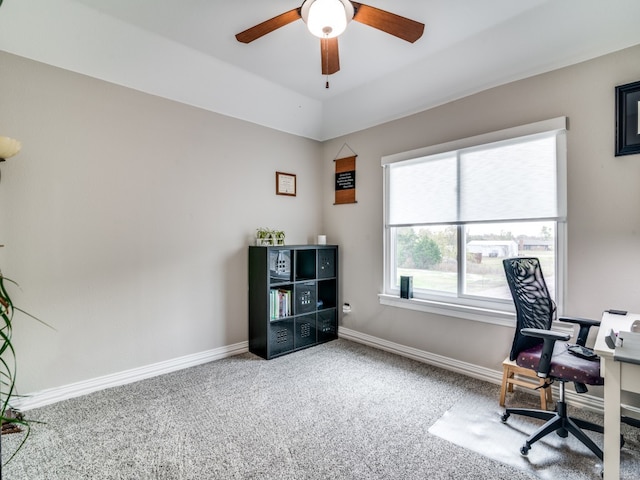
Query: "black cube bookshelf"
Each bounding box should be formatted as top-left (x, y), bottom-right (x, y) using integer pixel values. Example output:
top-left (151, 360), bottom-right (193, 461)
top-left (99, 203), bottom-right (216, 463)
top-left (248, 245), bottom-right (338, 359)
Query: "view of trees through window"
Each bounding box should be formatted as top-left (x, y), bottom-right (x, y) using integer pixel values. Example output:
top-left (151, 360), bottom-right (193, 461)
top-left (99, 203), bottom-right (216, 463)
top-left (395, 221), bottom-right (556, 301)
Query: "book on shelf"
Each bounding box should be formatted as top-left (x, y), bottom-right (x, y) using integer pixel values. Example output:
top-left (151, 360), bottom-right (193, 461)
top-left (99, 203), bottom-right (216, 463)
top-left (270, 288), bottom-right (292, 319)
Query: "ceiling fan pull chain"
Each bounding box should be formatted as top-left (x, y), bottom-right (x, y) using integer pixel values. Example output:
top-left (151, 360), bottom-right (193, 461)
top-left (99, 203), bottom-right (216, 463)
top-left (324, 33), bottom-right (330, 89)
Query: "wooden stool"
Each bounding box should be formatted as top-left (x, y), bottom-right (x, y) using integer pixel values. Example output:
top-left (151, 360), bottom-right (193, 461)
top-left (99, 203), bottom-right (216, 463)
top-left (500, 358), bottom-right (553, 410)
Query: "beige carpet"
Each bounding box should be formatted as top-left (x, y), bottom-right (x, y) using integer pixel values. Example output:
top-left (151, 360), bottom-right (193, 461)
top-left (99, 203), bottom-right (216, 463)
top-left (3, 339), bottom-right (638, 479)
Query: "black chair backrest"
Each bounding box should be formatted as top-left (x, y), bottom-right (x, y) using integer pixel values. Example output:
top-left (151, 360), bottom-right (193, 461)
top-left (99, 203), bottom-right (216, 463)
top-left (503, 257), bottom-right (556, 360)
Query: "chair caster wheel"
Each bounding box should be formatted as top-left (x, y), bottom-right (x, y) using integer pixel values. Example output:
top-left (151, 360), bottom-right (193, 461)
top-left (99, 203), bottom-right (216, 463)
top-left (501, 413), bottom-right (510, 423)
top-left (520, 444), bottom-right (530, 456)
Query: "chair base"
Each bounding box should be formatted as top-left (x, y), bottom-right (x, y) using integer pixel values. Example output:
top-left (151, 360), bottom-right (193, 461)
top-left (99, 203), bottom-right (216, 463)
top-left (500, 358), bottom-right (553, 410)
top-left (501, 397), bottom-right (603, 460)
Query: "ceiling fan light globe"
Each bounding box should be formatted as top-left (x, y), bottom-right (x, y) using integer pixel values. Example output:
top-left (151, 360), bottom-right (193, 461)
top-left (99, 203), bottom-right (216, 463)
top-left (306, 0), bottom-right (348, 39)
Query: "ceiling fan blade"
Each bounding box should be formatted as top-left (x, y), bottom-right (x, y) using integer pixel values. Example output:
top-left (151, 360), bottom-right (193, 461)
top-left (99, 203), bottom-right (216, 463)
top-left (351, 2), bottom-right (424, 43)
top-left (321, 37), bottom-right (340, 75)
top-left (235, 8), bottom-right (302, 43)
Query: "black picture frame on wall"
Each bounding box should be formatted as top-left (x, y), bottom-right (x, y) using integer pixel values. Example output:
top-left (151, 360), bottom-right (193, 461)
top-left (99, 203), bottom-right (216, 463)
top-left (615, 80), bottom-right (640, 156)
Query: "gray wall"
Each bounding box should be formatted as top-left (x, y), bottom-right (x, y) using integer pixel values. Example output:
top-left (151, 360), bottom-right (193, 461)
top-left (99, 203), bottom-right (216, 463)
top-left (323, 43), bottom-right (640, 372)
top-left (0, 52), bottom-right (323, 394)
top-left (2, 43), bottom-right (640, 397)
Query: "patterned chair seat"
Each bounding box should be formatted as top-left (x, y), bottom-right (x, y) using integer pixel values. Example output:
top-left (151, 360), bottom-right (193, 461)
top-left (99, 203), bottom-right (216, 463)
top-left (516, 342), bottom-right (603, 386)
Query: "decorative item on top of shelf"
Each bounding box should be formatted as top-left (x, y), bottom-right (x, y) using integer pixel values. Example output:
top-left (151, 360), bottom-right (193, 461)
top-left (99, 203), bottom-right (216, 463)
top-left (273, 230), bottom-right (285, 246)
top-left (256, 228), bottom-right (272, 246)
top-left (255, 228), bottom-right (286, 246)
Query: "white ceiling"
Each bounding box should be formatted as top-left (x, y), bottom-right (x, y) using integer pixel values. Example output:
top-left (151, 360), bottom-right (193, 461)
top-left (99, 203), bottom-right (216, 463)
top-left (1, 0), bottom-right (640, 140)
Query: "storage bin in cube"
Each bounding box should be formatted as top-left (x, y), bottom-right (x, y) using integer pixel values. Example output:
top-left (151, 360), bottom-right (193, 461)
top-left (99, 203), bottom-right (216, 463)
top-left (295, 314), bottom-right (317, 349)
top-left (269, 249), bottom-right (292, 283)
top-left (295, 282), bottom-right (317, 314)
top-left (318, 249), bottom-right (336, 279)
top-left (269, 318), bottom-right (294, 356)
top-left (317, 309), bottom-right (337, 343)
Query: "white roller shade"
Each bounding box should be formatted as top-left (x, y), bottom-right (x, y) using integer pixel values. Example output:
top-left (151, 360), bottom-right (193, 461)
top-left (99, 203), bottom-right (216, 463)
top-left (386, 127), bottom-right (566, 227)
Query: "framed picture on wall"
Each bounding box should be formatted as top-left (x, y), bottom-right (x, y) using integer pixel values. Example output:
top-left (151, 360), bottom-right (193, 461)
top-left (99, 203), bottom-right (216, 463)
top-left (615, 80), bottom-right (640, 156)
top-left (275, 171), bottom-right (296, 196)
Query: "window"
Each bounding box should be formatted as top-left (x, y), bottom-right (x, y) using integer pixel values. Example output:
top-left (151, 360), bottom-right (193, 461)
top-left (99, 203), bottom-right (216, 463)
top-left (381, 118), bottom-right (567, 323)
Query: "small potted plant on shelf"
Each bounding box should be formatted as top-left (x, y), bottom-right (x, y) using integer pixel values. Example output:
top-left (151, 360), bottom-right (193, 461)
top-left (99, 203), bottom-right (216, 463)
top-left (255, 228), bottom-right (273, 246)
top-left (273, 230), bottom-right (285, 246)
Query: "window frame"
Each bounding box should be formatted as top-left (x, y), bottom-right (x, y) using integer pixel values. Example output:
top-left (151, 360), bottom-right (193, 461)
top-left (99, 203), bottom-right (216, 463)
top-left (380, 118), bottom-right (567, 326)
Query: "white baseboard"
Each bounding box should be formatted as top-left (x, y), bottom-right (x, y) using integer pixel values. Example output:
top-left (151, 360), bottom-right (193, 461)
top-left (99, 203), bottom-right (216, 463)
top-left (338, 326), bottom-right (606, 414)
top-left (339, 326), bottom-right (503, 383)
top-left (13, 341), bottom-right (249, 411)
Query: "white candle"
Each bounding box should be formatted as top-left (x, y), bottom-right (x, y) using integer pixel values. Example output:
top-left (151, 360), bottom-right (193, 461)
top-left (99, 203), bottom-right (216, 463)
top-left (317, 235), bottom-right (327, 245)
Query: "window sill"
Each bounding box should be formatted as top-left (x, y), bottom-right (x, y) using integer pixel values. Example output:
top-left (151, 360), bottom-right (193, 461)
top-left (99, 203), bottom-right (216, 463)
top-left (378, 294), bottom-right (575, 336)
top-left (378, 293), bottom-right (516, 326)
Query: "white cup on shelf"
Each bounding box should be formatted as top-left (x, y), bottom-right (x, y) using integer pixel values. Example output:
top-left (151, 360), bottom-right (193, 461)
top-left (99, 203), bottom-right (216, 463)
top-left (317, 235), bottom-right (327, 245)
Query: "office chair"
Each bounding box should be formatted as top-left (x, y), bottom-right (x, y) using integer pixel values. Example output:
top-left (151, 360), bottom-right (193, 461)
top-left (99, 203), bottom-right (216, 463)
top-left (500, 257), bottom-right (604, 460)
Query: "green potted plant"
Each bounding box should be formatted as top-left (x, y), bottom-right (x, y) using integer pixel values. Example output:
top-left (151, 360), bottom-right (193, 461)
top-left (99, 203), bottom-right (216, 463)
top-left (0, 272), bottom-right (51, 467)
top-left (1, 273), bottom-right (29, 465)
top-left (273, 230), bottom-right (285, 246)
top-left (255, 228), bottom-right (273, 246)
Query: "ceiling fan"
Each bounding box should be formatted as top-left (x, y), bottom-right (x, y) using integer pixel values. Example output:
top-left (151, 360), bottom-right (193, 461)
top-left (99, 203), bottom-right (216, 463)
top-left (235, 0), bottom-right (424, 86)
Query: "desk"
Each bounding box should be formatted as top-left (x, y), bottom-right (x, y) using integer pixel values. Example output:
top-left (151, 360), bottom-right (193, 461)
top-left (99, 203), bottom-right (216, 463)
top-left (594, 311), bottom-right (640, 479)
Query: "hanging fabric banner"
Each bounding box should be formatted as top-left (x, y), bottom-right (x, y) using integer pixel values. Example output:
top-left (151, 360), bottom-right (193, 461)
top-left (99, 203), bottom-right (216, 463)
top-left (334, 155), bottom-right (357, 205)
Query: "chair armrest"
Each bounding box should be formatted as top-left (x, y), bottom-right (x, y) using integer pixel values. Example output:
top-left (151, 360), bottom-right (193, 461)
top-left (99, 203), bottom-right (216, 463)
top-left (520, 328), bottom-right (571, 378)
top-left (558, 316), bottom-right (601, 346)
top-left (520, 328), bottom-right (570, 342)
